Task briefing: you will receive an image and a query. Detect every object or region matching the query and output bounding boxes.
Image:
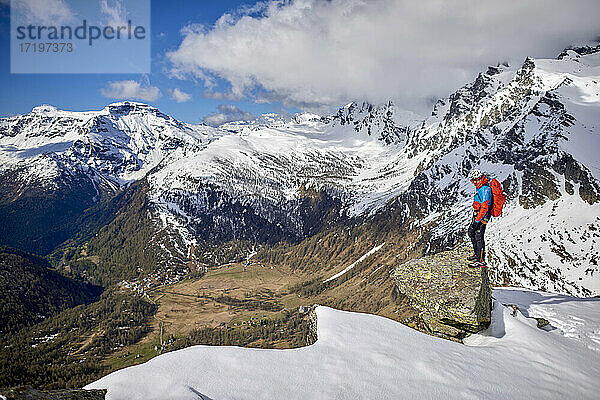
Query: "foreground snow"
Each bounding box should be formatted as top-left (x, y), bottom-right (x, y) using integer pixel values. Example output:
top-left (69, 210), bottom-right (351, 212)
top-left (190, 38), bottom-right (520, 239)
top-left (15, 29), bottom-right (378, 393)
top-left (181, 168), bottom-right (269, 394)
top-left (87, 288), bottom-right (600, 400)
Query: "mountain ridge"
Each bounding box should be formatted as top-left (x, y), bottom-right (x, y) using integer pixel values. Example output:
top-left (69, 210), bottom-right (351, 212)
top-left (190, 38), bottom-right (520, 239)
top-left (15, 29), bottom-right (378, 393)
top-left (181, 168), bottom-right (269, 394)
top-left (1, 47), bottom-right (599, 296)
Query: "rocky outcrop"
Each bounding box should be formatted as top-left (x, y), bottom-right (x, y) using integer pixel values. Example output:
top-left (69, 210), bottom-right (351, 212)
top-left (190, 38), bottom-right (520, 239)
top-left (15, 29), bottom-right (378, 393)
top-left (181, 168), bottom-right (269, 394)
top-left (307, 306), bottom-right (319, 345)
top-left (0, 387), bottom-right (106, 400)
top-left (390, 246), bottom-right (491, 341)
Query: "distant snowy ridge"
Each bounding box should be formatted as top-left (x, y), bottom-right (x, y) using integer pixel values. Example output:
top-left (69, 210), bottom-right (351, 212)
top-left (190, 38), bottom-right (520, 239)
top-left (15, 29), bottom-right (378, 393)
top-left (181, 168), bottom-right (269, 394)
top-left (0, 101), bottom-right (215, 187)
top-left (217, 112), bottom-right (322, 133)
top-left (86, 288), bottom-right (600, 400)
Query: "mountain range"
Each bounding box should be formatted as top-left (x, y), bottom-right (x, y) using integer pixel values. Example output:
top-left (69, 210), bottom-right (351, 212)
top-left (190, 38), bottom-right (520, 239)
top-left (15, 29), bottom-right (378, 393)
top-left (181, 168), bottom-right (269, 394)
top-left (1, 46), bottom-right (599, 297)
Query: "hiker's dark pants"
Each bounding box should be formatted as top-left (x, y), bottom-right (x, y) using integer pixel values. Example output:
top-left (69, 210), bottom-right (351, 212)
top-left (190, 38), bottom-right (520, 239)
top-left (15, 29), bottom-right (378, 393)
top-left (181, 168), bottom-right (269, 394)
top-left (468, 221), bottom-right (486, 262)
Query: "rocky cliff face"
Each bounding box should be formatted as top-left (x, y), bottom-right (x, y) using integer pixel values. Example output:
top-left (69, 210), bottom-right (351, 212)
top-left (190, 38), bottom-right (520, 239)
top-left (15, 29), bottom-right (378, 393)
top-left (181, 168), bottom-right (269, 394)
top-left (390, 246), bottom-right (492, 341)
top-left (330, 100), bottom-right (417, 145)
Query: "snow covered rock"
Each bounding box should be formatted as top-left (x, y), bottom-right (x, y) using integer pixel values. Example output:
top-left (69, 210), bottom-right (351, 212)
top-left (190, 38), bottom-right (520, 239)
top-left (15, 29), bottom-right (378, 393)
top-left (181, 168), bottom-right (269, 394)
top-left (330, 100), bottom-right (418, 145)
top-left (390, 246), bottom-right (491, 340)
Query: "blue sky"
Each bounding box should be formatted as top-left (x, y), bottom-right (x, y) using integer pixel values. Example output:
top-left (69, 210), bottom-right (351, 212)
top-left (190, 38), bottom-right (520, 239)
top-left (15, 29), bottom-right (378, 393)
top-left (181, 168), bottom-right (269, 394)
top-left (0, 0), bottom-right (293, 123)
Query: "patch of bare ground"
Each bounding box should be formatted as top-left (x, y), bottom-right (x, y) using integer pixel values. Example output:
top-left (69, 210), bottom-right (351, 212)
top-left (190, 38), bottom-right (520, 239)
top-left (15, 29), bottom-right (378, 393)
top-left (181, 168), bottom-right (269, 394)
top-left (148, 262), bottom-right (307, 336)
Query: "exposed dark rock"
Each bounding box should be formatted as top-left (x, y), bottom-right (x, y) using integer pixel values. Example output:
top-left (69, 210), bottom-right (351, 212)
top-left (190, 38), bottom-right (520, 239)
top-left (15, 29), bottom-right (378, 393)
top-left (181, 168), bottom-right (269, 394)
top-left (390, 246), bottom-right (492, 341)
top-left (553, 154), bottom-right (600, 204)
top-left (519, 166), bottom-right (561, 208)
top-left (330, 101), bottom-right (407, 144)
top-left (557, 44), bottom-right (600, 59)
top-left (535, 317), bottom-right (550, 329)
top-left (0, 387), bottom-right (106, 400)
top-left (307, 306), bottom-right (319, 345)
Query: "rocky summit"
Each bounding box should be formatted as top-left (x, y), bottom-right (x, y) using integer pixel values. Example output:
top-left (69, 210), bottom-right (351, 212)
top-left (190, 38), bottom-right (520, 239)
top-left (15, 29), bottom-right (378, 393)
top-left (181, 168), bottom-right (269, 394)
top-left (390, 246), bottom-right (492, 341)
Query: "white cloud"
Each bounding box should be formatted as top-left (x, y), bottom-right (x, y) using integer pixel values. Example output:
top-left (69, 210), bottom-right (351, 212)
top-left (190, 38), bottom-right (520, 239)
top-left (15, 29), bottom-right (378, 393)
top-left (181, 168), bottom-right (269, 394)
top-left (167, 0), bottom-right (600, 113)
top-left (100, 0), bottom-right (127, 27)
top-left (203, 90), bottom-right (243, 101)
top-left (12, 0), bottom-right (75, 25)
top-left (101, 80), bottom-right (161, 101)
top-left (203, 104), bottom-right (254, 126)
top-left (169, 88), bottom-right (192, 103)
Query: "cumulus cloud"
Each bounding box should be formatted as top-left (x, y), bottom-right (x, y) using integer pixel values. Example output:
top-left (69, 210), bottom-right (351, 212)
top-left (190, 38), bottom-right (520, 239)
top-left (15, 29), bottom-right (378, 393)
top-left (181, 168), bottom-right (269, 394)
top-left (169, 88), bottom-right (192, 103)
top-left (13, 0), bottom-right (75, 25)
top-left (167, 0), bottom-right (600, 113)
top-left (203, 90), bottom-right (244, 101)
top-left (101, 80), bottom-right (161, 101)
top-left (203, 104), bottom-right (255, 127)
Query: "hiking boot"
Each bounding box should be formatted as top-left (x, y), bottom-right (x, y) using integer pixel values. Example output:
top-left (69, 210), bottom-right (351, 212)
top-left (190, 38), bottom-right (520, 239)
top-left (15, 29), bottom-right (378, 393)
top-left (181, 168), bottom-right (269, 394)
top-left (468, 261), bottom-right (487, 268)
top-left (467, 254), bottom-right (478, 262)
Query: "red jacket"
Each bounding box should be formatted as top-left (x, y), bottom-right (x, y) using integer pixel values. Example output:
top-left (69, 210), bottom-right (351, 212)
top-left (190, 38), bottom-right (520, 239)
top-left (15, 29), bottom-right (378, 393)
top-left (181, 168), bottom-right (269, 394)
top-left (472, 176), bottom-right (492, 223)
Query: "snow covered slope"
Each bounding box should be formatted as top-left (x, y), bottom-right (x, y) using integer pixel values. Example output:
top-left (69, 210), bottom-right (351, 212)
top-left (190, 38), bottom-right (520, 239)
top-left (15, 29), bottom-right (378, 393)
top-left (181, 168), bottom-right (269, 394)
top-left (86, 288), bottom-right (600, 400)
top-left (146, 110), bottom-right (419, 244)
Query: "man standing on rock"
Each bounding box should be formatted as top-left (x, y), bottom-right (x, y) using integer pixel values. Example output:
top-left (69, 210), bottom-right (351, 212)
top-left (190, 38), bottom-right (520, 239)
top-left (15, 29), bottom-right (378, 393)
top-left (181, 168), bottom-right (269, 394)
top-left (467, 169), bottom-right (492, 268)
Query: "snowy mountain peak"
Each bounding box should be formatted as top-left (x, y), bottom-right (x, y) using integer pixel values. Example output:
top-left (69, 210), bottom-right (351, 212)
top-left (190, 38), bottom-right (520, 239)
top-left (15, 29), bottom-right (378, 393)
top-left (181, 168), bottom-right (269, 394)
top-left (31, 104), bottom-right (58, 114)
top-left (292, 112), bottom-right (321, 124)
top-left (216, 112), bottom-right (292, 133)
top-left (397, 48), bottom-right (600, 296)
top-left (330, 100), bottom-right (415, 145)
top-left (102, 101), bottom-right (163, 116)
top-left (557, 44), bottom-right (600, 60)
